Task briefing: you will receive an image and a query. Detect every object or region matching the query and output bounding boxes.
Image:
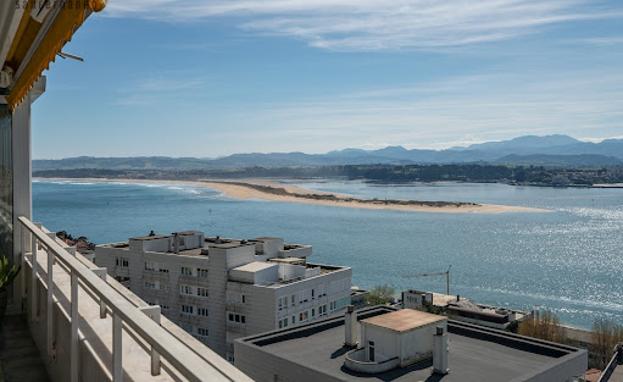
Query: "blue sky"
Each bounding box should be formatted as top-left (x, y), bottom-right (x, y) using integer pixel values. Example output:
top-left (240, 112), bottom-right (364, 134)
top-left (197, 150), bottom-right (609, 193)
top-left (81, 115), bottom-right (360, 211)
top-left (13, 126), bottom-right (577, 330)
top-left (32, 0), bottom-right (623, 159)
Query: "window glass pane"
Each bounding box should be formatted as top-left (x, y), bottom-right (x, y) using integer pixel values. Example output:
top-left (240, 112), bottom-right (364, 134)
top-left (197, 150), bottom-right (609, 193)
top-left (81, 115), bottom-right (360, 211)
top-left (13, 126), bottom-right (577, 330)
top-left (0, 105), bottom-right (12, 257)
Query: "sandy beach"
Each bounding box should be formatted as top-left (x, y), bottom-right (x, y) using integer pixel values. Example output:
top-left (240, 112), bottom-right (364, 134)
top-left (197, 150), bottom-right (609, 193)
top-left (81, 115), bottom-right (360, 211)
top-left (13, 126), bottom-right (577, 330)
top-left (36, 177), bottom-right (548, 214)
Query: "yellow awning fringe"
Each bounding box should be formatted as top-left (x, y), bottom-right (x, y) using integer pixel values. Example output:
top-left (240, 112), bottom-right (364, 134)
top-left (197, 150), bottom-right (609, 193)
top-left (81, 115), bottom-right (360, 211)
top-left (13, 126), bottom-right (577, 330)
top-left (6, 2), bottom-right (101, 110)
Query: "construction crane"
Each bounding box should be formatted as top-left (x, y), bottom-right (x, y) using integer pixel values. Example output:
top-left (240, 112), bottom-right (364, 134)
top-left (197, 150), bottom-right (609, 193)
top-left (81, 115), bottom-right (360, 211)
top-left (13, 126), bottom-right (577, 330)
top-left (404, 265), bottom-right (452, 295)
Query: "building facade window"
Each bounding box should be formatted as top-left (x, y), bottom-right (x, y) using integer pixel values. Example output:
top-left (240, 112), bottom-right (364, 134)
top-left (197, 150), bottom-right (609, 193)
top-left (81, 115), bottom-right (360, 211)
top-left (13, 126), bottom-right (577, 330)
top-left (197, 287), bottom-right (209, 298)
top-left (181, 304), bottom-right (194, 315)
top-left (320, 304), bottom-right (327, 316)
top-left (115, 257), bottom-right (129, 267)
top-left (0, 106), bottom-right (12, 258)
top-left (197, 327), bottom-right (209, 337)
top-left (278, 318), bottom-right (289, 329)
top-left (197, 307), bottom-right (209, 317)
top-left (299, 311), bottom-right (309, 322)
top-left (197, 268), bottom-right (209, 278)
top-left (145, 261), bottom-right (156, 271)
top-left (228, 312), bottom-right (246, 324)
top-left (180, 284), bottom-right (194, 295)
top-left (181, 266), bottom-right (193, 276)
top-left (144, 281), bottom-right (159, 290)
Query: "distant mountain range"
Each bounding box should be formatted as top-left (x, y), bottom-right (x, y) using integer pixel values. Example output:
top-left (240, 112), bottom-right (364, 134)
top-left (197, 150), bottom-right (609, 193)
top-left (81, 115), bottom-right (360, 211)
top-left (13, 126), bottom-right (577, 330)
top-left (33, 135), bottom-right (623, 171)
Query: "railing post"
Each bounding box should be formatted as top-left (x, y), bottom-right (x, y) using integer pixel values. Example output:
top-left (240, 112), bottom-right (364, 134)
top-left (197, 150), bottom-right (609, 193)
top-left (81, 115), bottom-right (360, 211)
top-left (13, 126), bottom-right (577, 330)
top-left (139, 306), bottom-right (162, 376)
top-left (46, 248), bottom-right (55, 357)
top-left (70, 271), bottom-right (79, 382)
top-left (31, 233), bottom-right (37, 321)
top-left (19, 223), bottom-right (26, 301)
top-left (113, 312), bottom-right (123, 382)
top-left (92, 268), bottom-right (108, 318)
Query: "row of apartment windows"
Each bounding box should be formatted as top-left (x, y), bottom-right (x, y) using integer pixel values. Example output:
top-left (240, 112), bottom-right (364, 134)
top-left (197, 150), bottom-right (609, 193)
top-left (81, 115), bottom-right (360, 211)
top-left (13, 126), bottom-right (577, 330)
top-left (115, 257), bottom-right (129, 267)
top-left (179, 323), bottom-right (209, 342)
top-left (277, 301), bottom-right (335, 329)
top-left (145, 261), bottom-right (169, 273)
top-left (180, 304), bottom-right (210, 317)
top-left (196, 327), bottom-right (209, 337)
top-left (180, 266), bottom-right (209, 278)
top-left (228, 312), bottom-right (246, 324)
top-left (145, 281), bottom-right (160, 290)
top-left (179, 284), bottom-right (209, 298)
top-left (115, 259), bottom-right (209, 280)
top-left (277, 287), bottom-right (329, 311)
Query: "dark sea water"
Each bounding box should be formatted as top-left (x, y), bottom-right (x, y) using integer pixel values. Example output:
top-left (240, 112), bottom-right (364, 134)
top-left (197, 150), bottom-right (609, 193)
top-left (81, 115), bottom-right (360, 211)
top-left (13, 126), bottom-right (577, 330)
top-left (33, 179), bottom-right (623, 329)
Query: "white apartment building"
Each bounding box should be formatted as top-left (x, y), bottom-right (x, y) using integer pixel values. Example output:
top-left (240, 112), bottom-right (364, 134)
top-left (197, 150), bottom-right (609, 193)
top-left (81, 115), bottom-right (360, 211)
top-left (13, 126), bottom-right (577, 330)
top-left (94, 231), bottom-right (352, 361)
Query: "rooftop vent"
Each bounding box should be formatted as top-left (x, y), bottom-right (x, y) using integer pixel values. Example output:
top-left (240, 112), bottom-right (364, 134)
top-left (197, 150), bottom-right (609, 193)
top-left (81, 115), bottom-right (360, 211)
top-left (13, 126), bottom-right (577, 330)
top-left (344, 305), bottom-right (358, 347)
top-left (433, 325), bottom-right (449, 375)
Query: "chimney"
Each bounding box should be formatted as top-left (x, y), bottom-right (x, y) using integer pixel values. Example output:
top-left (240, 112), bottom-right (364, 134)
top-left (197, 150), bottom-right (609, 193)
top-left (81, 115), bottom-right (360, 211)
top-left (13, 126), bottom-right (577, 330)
top-left (433, 326), bottom-right (449, 375)
top-left (344, 305), bottom-right (359, 347)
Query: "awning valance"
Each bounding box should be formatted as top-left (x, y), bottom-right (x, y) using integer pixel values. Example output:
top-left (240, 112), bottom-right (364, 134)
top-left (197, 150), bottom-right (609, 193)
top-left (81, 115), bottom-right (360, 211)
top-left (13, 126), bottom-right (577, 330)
top-left (4, 0), bottom-right (106, 110)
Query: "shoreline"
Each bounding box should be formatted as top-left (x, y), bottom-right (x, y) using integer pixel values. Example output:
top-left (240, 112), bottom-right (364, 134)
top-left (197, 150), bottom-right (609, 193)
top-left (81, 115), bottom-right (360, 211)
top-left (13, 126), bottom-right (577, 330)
top-left (34, 177), bottom-right (549, 214)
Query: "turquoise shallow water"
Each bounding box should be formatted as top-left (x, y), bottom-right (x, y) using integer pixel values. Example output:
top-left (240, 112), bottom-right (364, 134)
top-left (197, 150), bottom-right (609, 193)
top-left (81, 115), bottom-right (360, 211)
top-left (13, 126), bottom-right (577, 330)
top-left (32, 179), bottom-right (623, 329)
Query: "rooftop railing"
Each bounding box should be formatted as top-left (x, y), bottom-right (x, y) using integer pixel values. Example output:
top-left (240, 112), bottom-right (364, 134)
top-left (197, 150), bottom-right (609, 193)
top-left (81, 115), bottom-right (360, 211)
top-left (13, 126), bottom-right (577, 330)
top-left (16, 216), bottom-right (252, 382)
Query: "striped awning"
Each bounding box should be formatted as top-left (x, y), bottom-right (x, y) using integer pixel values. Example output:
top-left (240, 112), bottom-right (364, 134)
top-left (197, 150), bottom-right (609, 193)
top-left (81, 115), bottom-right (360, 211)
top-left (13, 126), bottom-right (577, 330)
top-left (1, 0), bottom-right (106, 110)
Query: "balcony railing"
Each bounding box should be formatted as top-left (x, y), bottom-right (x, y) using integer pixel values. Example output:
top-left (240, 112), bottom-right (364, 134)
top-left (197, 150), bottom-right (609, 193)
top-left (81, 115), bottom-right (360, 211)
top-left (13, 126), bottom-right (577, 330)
top-left (16, 216), bottom-right (251, 382)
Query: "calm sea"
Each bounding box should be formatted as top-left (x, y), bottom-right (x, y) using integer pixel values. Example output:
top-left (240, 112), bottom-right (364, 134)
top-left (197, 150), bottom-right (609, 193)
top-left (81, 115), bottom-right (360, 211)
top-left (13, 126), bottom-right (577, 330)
top-left (33, 179), bottom-right (623, 329)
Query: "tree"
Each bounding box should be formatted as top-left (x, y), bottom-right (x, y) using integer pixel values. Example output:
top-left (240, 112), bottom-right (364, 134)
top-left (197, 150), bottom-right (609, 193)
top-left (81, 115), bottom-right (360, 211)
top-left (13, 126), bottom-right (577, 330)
top-left (518, 310), bottom-right (565, 343)
top-left (365, 284), bottom-right (395, 306)
top-left (591, 318), bottom-right (623, 369)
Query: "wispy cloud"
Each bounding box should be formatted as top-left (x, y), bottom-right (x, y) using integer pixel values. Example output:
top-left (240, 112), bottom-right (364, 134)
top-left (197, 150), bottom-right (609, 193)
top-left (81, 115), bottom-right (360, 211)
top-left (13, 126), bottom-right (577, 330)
top-left (115, 72), bottom-right (208, 106)
top-left (225, 70), bottom-right (623, 151)
top-left (104, 0), bottom-right (623, 51)
top-left (576, 36), bottom-right (623, 46)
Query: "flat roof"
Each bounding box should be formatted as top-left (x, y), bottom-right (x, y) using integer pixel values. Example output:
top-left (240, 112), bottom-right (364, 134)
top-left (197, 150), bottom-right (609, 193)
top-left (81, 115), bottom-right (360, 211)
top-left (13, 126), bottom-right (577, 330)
top-left (129, 234), bottom-right (170, 241)
top-left (361, 309), bottom-right (446, 333)
top-left (269, 257), bottom-right (304, 264)
top-left (237, 307), bottom-right (586, 382)
top-left (232, 261), bottom-right (277, 273)
top-left (207, 242), bottom-right (252, 249)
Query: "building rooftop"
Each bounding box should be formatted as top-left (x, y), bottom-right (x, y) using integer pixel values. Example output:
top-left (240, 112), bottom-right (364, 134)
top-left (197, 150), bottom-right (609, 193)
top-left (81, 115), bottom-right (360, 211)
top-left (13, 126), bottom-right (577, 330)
top-left (232, 261), bottom-right (277, 273)
top-left (130, 234), bottom-right (171, 241)
top-left (236, 306), bottom-right (587, 382)
top-left (268, 257), bottom-right (305, 265)
top-left (361, 309), bottom-right (446, 333)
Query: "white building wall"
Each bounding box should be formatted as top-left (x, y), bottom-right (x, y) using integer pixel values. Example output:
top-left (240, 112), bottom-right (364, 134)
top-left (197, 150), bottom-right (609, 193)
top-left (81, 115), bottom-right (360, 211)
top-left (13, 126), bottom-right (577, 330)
top-left (399, 322), bottom-right (445, 366)
top-left (362, 325), bottom-right (400, 363)
top-left (95, 242), bottom-right (352, 361)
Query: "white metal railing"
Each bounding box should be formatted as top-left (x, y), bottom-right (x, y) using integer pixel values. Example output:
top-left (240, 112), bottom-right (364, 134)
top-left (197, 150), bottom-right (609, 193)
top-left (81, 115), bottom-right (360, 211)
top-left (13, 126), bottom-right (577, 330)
top-left (17, 216), bottom-right (251, 382)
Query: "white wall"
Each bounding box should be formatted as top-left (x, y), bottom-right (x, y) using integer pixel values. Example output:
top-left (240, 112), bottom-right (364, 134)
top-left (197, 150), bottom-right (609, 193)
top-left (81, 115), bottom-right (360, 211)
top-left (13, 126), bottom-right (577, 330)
top-left (362, 324), bottom-right (400, 363)
top-left (399, 322), bottom-right (445, 367)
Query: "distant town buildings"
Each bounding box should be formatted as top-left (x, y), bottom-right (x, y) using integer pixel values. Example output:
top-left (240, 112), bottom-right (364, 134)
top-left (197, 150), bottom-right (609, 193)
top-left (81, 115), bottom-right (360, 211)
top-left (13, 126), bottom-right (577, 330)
top-left (401, 289), bottom-right (530, 330)
top-left (94, 231), bottom-right (352, 360)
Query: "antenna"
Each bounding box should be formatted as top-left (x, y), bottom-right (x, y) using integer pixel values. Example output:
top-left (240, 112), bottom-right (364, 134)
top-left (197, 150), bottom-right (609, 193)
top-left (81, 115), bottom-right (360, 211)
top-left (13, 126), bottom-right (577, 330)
top-left (403, 265), bottom-right (453, 295)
